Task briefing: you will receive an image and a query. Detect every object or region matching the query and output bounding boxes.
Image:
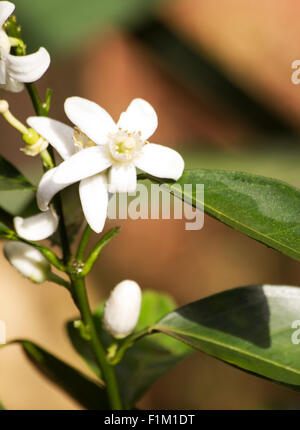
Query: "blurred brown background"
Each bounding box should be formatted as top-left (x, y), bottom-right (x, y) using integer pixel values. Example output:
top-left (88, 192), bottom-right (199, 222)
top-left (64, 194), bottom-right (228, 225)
top-left (1, 0), bottom-right (300, 409)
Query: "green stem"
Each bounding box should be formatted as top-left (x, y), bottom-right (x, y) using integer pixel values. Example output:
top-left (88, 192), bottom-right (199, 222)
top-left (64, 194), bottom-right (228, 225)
top-left (7, 231), bottom-right (66, 271)
top-left (25, 83), bottom-right (71, 265)
top-left (40, 149), bottom-right (55, 170)
top-left (108, 329), bottom-right (150, 366)
top-left (29, 243), bottom-right (65, 272)
top-left (25, 83), bottom-right (49, 117)
top-left (25, 81), bottom-right (120, 409)
top-left (71, 277), bottom-right (122, 410)
top-left (81, 227), bottom-right (120, 277)
top-left (54, 193), bottom-right (71, 265)
top-left (76, 225), bottom-right (92, 261)
top-left (48, 272), bottom-right (71, 290)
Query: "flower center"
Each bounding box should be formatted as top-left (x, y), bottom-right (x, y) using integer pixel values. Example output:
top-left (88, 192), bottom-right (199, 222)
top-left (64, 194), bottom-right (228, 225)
top-left (72, 127), bottom-right (146, 164)
top-left (108, 129), bottom-right (144, 163)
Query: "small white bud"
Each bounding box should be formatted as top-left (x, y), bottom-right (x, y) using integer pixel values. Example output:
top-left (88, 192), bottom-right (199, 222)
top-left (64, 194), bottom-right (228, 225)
top-left (4, 241), bottom-right (51, 284)
top-left (103, 280), bottom-right (142, 339)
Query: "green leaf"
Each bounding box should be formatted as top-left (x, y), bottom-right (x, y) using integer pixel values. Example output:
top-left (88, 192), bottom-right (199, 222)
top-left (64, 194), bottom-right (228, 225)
top-left (0, 156), bottom-right (35, 192)
top-left (113, 291), bottom-right (191, 406)
top-left (0, 220), bottom-right (14, 240)
top-left (0, 221), bottom-right (12, 236)
top-left (135, 290), bottom-right (180, 331)
top-left (0, 402), bottom-right (5, 410)
top-left (0, 155), bottom-right (36, 220)
top-left (67, 291), bottom-right (191, 407)
top-left (154, 285), bottom-right (300, 390)
top-left (144, 169), bottom-right (300, 261)
top-left (0, 207), bottom-right (13, 229)
top-left (3, 340), bottom-right (109, 410)
top-left (67, 321), bottom-right (102, 380)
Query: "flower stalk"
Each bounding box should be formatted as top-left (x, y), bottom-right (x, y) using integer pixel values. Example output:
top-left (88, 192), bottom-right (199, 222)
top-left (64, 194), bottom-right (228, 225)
top-left (76, 224), bottom-right (93, 262)
top-left (71, 277), bottom-right (123, 410)
top-left (25, 83), bottom-right (122, 410)
top-left (25, 82), bottom-right (71, 263)
top-left (80, 227), bottom-right (120, 277)
top-left (24, 241), bottom-right (65, 272)
top-left (48, 272), bottom-right (71, 290)
top-left (0, 99), bottom-right (27, 133)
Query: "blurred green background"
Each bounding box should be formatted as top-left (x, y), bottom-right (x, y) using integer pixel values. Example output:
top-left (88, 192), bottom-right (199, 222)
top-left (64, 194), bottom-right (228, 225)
top-left (1, 0), bottom-right (300, 410)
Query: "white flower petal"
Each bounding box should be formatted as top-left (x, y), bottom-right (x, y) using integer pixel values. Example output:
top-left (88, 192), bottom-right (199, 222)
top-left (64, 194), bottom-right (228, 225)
top-left (79, 173), bottom-right (108, 233)
top-left (108, 164), bottom-right (137, 193)
top-left (117, 98), bottom-right (158, 141)
top-left (0, 58), bottom-right (6, 84)
top-left (4, 241), bottom-right (51, 284)
top-left (0, 2), bottom-right (15, 28)
top-left (37, 167), bottom-right (75, 212)
top-left (135, 143), bottom-right (184, 180)
top-left (64, 97), bottom-right (117, 145)
top-left (0, 75), bottom-right (24, 92)
top-left (53, 146), bottom-right (111, 184)
top-left (14, 207), bottom-right (59, 241)
top-left (0, 28), bottom-right (10, 53)
top-left (3, 47), bottom-right (50, 83)
top-left (103, 280), bottom-right (142, 339)
top-left (27, 117), bottom-right (75, 160)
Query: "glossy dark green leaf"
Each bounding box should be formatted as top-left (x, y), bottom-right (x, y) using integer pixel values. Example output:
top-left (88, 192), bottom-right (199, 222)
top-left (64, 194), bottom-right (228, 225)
top-left (154, 285), bottom-right (300, 390)
top-left (67, 291), bottom-right (191, 407)
top-left (4, 340), bottom-right (109, 410)
top-left (0, 208), bottom-right (13, 229)
top-left (134, 290), bottom-right (180, 331)
top-left (0, 156), bottom-right (35, 192)
top-left (143, 169), bottom-right (300, 261)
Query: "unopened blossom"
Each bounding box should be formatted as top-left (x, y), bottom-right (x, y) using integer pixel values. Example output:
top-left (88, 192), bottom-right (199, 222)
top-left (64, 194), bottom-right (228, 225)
top-left (103, 280), bottom-right (142, 339)
top-left (14, 206), bottom-right (59, 241)
top-left (28, 97), bottom-right (184, 233)
top-left (0, 1), bottom-right (50, 92)
top-left (4, 241), bottom-right (51, 283)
